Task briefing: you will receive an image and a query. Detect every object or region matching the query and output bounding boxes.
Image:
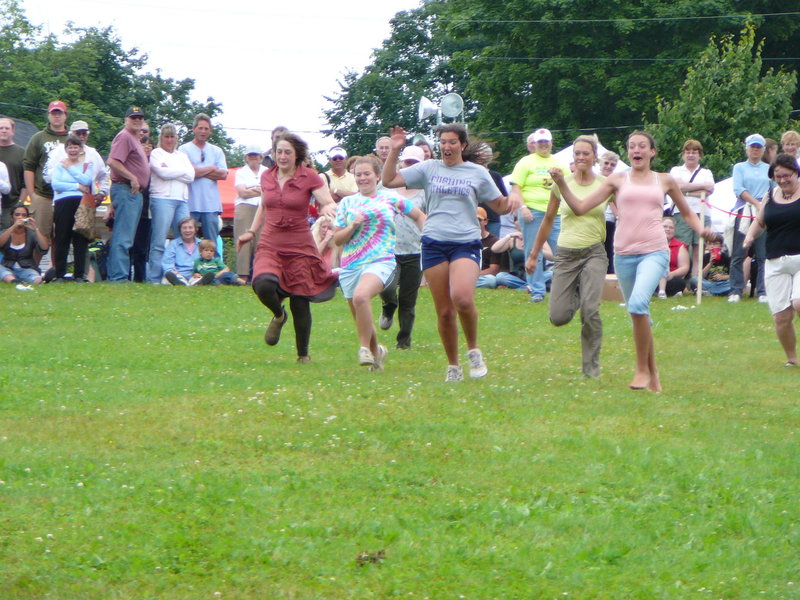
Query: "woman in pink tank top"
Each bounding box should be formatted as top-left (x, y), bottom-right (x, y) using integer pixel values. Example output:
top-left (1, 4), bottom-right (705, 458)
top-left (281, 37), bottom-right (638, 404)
top-left (550, 132), bottom-right (714, 392)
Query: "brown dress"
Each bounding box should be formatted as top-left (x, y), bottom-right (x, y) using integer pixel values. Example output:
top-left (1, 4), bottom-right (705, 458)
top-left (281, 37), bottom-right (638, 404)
top-left (251, 164), bottom-right (338, 300)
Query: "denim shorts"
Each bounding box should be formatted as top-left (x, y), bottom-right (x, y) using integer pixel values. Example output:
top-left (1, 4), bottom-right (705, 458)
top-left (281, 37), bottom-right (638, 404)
top-left (421, 236), bottom-right (482, 270)
top-left (338, 259), bottom-right (396, 299)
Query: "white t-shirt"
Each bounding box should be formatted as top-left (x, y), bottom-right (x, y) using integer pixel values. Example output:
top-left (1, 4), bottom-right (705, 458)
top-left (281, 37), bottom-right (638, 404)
top-left (669, 164), bottom-right (714, 215)
top-left (234, 165), bottom-right (266, 207)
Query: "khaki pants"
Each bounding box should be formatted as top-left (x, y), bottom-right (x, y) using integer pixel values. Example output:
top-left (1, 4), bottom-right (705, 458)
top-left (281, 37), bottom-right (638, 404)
top-left (29, 193), bottom-right (55, 241)
top-left (234, 203), bottom-right (260, 278)
top-left (549, 242), bottom-right (608, 377)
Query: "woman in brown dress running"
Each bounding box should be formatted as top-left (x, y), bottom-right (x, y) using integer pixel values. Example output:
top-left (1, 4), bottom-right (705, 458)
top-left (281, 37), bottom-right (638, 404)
top-left (238, 133), bottom-right (338, 363)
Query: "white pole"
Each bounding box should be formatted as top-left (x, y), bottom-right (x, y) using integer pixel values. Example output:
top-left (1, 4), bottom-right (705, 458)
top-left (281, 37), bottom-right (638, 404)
top-left (696, 192), bottom-right (707, 305)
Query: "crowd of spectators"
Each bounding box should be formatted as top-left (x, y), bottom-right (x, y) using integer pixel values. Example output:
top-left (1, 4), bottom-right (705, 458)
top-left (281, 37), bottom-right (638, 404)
top-left (2, 100), bottom-right (799, 373)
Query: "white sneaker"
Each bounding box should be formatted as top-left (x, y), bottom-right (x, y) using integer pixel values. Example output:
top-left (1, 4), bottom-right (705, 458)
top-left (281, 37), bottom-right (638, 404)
top-left (727, 294), bottom-right (740, 303)
top-left (378, 314), bottom-right (393, 330)
top-left (758, 295), bottom-right (769, 303)
top-left (467, 348), bottom-right (488, 378)
top-left (674, 291), bottom-right (683, 298)
top-left (15, 284), bottom-right (34, 291)
top-left (370, 345), bottom-right (388, 371)
top-left (444, 365), bottom-right (464, 382)
top-left (657, 290), bottom-right (667, 299)
top-left (358, 346), bottom-right (374, 366)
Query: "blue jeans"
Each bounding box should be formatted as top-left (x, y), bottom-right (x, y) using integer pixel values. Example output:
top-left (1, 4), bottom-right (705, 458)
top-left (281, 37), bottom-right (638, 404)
top-left (108, 183), bottom-right (143, 282)
top-left (209, 271), bottom-right (240, 285)
top-left (614, 250), bottom-right (669, 316)
top-left (191, 211), bottom-right (220, 249)
top-left (148, 198), bottom-right (189, 283)
top-left (476, 272), bottom-right (529, 290)
top-left (520, 208), bottom-right (560, 296)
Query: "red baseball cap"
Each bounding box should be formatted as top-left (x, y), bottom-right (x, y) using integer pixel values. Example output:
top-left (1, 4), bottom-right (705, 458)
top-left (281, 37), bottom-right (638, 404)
top-left (48, 101), bottom-right (68, 113)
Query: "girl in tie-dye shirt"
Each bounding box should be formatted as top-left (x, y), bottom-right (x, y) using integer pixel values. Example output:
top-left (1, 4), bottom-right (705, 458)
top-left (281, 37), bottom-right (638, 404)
top-left (334, 157), bottom-right (425, 371)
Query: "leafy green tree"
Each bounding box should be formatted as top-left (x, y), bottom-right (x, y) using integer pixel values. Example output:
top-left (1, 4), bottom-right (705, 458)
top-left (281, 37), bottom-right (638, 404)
top-left (0, 0), bottom-right (237, 160)
top-left (646, 26), bottom-right (797, 179)
top-left (324, 0), bottom-right (800, 171)
top-left (323, 1), bottom-right (470, 156)
top-left (442, 0), bottom-right (800, 170)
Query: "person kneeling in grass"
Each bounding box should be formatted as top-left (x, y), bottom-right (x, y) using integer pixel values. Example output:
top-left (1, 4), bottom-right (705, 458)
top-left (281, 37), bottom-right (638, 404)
top-left (190, 239), bottom-right (245, 286)
top-left (334, 156), bottom-right (425, 371)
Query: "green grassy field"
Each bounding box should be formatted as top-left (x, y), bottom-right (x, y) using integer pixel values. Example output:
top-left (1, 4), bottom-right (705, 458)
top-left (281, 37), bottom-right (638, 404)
top-left (1, 284), bottom-right (798, 599)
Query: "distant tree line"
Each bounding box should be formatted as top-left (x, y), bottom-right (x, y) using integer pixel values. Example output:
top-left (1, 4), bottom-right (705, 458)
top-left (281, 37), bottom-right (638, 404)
top-left (324, 0), bottom-right (800, 174)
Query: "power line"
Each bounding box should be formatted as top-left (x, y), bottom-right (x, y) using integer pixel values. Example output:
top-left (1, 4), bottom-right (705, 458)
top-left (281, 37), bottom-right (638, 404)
top-left (469, 56), bottom-right (800, 63)
top-left (438, 12), bottom-right (800, 25)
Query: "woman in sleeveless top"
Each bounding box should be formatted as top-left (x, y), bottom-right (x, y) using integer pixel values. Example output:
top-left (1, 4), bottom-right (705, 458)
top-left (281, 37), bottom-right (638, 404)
top-left (743, 154), bottom-right (800, 367)
top-left (550, 132), bottom-right (714, 392)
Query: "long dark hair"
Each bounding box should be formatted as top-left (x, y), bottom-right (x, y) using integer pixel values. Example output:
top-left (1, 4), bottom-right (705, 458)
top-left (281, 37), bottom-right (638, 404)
top-left (436, 124), bottom-right (492, 164)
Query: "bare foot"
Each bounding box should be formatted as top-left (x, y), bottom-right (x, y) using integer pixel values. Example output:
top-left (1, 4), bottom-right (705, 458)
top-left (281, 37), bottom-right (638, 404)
top-left (629, 371), bottom-right (650, 390)
top-left (647, 371), bottom-right (662, 392)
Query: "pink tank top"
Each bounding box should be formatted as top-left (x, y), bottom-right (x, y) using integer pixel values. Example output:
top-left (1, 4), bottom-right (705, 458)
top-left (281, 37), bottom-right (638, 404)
top-left (614, 171), bottom-right (669, 255)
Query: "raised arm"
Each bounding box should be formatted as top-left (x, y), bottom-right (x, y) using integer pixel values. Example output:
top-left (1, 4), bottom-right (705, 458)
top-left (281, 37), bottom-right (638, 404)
top-left (549, 168), bottom-right (615, 216)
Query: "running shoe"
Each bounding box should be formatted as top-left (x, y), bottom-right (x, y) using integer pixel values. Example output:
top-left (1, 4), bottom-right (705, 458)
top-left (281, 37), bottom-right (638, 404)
top-left (445, 365), bottom-right (464, 382)
top-left (467, 348), bottom-right (488, 378)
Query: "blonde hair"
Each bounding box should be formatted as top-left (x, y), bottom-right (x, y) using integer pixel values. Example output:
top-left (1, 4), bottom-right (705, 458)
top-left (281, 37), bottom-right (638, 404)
top-left (311, 216), bottom-right (336, 249)
top-left (573, 135), bottom-right (598, 160)
top-left (199, 239), bottom-right (217, 252)
top-left (781, 130), bottom-right (800, 144)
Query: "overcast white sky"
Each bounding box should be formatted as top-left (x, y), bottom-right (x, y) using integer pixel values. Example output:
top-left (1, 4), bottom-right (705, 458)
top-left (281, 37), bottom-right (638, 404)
top-left (22, 0), bottom-right (422, 153)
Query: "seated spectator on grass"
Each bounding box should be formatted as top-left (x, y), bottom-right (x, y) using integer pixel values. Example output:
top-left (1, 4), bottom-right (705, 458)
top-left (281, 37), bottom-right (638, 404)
top-left (690, 237), bottom-right (731, 296)
top-left (162, 217), bottom-right (201, 286)
top-left (311, 215), bottom-right (340, 270)
top-left (190, 238), bottom-right (244, 285)
top-left (0, 204), bottom-right (48, 284)
top-left (657, 217), bottom-right (689, 298)
top-left (476, 207), bottom-right (529, 291)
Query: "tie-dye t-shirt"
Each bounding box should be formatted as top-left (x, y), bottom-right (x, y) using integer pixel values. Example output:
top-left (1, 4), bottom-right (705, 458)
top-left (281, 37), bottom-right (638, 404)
top-left (335, 190), bottom-right (413, 270)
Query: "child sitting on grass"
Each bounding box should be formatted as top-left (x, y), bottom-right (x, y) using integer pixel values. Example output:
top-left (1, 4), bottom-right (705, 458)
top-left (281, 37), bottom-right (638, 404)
top-left (190, 239), bottom-right (246, 286)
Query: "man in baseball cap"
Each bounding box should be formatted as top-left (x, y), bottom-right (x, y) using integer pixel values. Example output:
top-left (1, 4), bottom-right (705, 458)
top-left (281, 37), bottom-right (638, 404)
top-left (106, 107), bottom-right (151, 281)
top-left (22, 100), bottom-right (70, 254)
top-left (325, 145), bottom-right (356, 202)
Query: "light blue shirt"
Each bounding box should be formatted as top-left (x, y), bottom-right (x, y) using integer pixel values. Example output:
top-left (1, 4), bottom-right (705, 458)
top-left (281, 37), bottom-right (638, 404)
top-left (52, 162), bottom-right (95, 202)
top-left (732, 160), bottom-right (771, 211)
top-left (162, 236), bottom-right (200, 279)
top-left (179, 142), bottom-right (227, 213)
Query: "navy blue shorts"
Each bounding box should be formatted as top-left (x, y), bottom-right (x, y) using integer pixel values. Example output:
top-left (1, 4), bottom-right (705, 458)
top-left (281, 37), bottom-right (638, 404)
top-left (421, 236), bottom-right (482, 271)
